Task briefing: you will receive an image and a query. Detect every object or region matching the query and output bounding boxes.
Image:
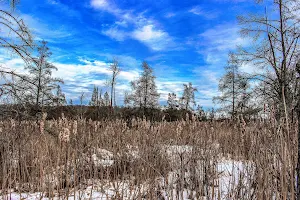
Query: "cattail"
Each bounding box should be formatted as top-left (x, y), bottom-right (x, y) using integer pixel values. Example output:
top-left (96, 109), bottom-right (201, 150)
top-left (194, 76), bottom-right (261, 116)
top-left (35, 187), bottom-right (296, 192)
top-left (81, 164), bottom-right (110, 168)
top-left (59, 127), bottom-right (70, 143)
top-left (39, 120), bottom-right (45, 134)
top-left (10, 119), bottom-right (15, 129)
top-left (42, 112), bottom-right (47, 121)
top-left (73, 120), bottom-right (78, 135)
top-left (186, 113), bottom-right (189, 121)
top-left (192, 114), bottom-right (196, 122)
top-left (176, 123), bottom-right (183, 135)
top-left (39, 112), bottom-right (47, 134)
top-left (94, 121), bottom-right (98, 132)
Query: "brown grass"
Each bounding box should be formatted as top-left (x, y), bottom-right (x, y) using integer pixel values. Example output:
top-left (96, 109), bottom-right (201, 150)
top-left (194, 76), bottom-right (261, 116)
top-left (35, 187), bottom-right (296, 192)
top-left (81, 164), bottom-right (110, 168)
top-left (0, 115), bottom-right (297, 199)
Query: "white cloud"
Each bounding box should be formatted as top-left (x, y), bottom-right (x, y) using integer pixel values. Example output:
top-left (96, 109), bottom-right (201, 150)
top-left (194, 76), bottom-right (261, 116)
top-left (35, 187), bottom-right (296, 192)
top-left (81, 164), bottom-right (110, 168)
top-left (0, 53), bottom-right (140, 101)
top-left (188, 6), bottom-right (219, 19)
top-left (132, 25), bottom-right (165, 41)
top-left (156, 80), bottom-right (186, 100)
top-left (20, 14), bottom-right (72, 42)
top-left (52, 59), bottom-right (139, 83)
top-left (199, 24), bottom-right (249, 52)
top-left (165, 12), bottom-right (176, 18)
top-left (90, 0), bottom-right (109, 10)
top-left (102, 27), bottom-right (127, 41)
top-left (132, 25), bottom-right (173, 51)
top-left (91, 0), bottom-right (175, 51)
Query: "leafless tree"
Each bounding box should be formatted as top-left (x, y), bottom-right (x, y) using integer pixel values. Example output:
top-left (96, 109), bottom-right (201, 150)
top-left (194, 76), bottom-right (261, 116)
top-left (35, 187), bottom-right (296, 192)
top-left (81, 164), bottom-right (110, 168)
top-left (109, 58), bottom-right (120, 107)
top-left (0, 1), bottom-right (32, 61)
top-left (0, 0), bottom-right (33, 101)
top-left (237, 0), bottom-right (300, 117)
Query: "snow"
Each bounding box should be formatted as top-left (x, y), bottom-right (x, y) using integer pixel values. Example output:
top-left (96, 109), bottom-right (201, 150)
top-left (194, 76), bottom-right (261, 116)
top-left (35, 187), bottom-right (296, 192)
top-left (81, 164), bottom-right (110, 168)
top-left (92, 148), bottom-right (115, 167)
top-left (1, 146), bottom-right (253, 200)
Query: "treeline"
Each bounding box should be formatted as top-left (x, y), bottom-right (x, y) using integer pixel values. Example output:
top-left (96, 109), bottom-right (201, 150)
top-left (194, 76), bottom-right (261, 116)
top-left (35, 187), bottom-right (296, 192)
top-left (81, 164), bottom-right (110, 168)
top-left (0, 104), bottom-right (214, 122)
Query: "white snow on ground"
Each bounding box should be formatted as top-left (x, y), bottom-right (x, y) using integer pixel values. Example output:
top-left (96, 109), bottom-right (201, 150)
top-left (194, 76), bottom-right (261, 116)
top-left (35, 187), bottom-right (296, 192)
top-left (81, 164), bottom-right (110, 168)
top-left (1, 146), bottom-right (253, 200)
top-left (216, 159), bottom-right (253, 199)
top-left (92, 148), bottom-right (115, 167)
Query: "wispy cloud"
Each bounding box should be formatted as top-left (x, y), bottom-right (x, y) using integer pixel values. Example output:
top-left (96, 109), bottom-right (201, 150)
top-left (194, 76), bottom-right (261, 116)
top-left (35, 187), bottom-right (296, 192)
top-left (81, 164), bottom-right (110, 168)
top-left (90, 0), bottom-right (176, 51)
top-left (165, 12), bottom-right (176, 18)
top-left (199, 24), bottom-right (248, 52)
top-left (90, 0), bottom-right (111, 11)
top-left (132, 25), bottom-right (173, 51)
top-left (20, 14), bottom-right (73, 42)
top-left (188, 6), bottom-right (219, 19)
top-left (102, 27), bottom-right (127, 41)
top-left (190, 23), bottom-right (250, 67)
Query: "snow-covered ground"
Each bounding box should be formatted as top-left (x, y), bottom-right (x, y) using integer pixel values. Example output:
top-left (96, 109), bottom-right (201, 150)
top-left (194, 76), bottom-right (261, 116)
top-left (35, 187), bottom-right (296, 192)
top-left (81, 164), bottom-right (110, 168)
top-left (1, 145), bottom-right (253, 200)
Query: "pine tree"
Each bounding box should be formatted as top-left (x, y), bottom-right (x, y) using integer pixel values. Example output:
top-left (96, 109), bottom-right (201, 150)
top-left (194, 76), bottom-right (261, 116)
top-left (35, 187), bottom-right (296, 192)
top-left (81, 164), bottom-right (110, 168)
top-left (213, 54), bottom-right (250, 118)
top-left (196, 105), bottom-right (206, 120)
top-left (181, 82), bottom-right (197, 110)
top-left (54, 85), bottom-right (66, 106)
top-left (167, 92), bottom-right (178, 109)
top-left (23, 40), bottom-right (63, 109)
top-left (104, 91), bottom-right (110, 106)
top-left (89, 86), bottom-right (99, 106)
top-left (125, 61), bottom-right (159, 108)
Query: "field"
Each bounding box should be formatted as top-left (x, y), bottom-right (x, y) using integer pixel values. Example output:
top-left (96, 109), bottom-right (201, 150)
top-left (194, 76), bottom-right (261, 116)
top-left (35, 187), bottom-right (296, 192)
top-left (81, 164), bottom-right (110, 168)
top-left (0, 115), bottom-right (297, 199)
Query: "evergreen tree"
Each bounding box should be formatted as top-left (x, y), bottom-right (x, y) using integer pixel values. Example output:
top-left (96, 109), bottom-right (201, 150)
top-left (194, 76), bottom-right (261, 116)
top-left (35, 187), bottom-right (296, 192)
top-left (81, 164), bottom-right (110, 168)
top-left (181, 82), bottom-right (197, 110)
top-left (213, 54), bottom-right (250, 118)
top-left (23, 41), bottom-right (63, 109)
top-left (125, 61), bottom-right (159, 108)
top-left (89, 86), bottom-right (99, 106)
top-left (196, 105), bottom-right (206, 120)
top-left (167, 92), bottom-right (178, 109)
top-left (54, 85), bottom-right (66, 106)
top-left (104, 91), bottom-right (110, 106)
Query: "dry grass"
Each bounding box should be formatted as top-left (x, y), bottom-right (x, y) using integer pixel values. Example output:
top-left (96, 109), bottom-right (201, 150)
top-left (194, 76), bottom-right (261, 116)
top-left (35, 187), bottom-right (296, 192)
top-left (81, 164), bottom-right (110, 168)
top-left (0, 114), bottom-right (297, 199)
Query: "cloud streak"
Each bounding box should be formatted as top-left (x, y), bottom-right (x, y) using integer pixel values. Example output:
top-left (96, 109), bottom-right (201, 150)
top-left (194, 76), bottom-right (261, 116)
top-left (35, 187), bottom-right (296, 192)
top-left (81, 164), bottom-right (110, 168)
top-left (90, 0), bottom-right (176, 51)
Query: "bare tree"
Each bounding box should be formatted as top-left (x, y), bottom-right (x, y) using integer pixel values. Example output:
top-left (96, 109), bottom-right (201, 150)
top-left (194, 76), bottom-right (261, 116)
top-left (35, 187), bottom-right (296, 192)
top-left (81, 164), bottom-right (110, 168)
top-left (109, 59), bottom-right (120, 107)
top-left (0, 0), bottom-right (33, 101)
top-left (296, 61), bottom-right (300, 199)
top-left (0, 1), bottom-right (32, 61)
top-left (237, 0), bottom-right (300, 117)
top-left (181, 82), bottom-right (197, 110)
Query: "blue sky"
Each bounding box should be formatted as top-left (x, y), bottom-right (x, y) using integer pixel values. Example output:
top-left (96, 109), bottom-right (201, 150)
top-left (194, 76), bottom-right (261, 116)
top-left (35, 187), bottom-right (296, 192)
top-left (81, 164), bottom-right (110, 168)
top-left (1, 0), bottom-right (262, 108)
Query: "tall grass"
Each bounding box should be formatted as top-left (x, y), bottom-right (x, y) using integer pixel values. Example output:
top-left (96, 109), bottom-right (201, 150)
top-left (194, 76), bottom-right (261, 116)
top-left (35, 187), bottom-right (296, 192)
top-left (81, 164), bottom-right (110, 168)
top-left (0, 114), bottom-right (297, 199)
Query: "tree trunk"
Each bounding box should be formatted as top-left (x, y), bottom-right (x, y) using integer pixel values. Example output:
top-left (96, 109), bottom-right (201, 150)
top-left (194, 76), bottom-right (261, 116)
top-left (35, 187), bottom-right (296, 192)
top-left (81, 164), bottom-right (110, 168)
top-left (297, 102), bottom-right (300, 199)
